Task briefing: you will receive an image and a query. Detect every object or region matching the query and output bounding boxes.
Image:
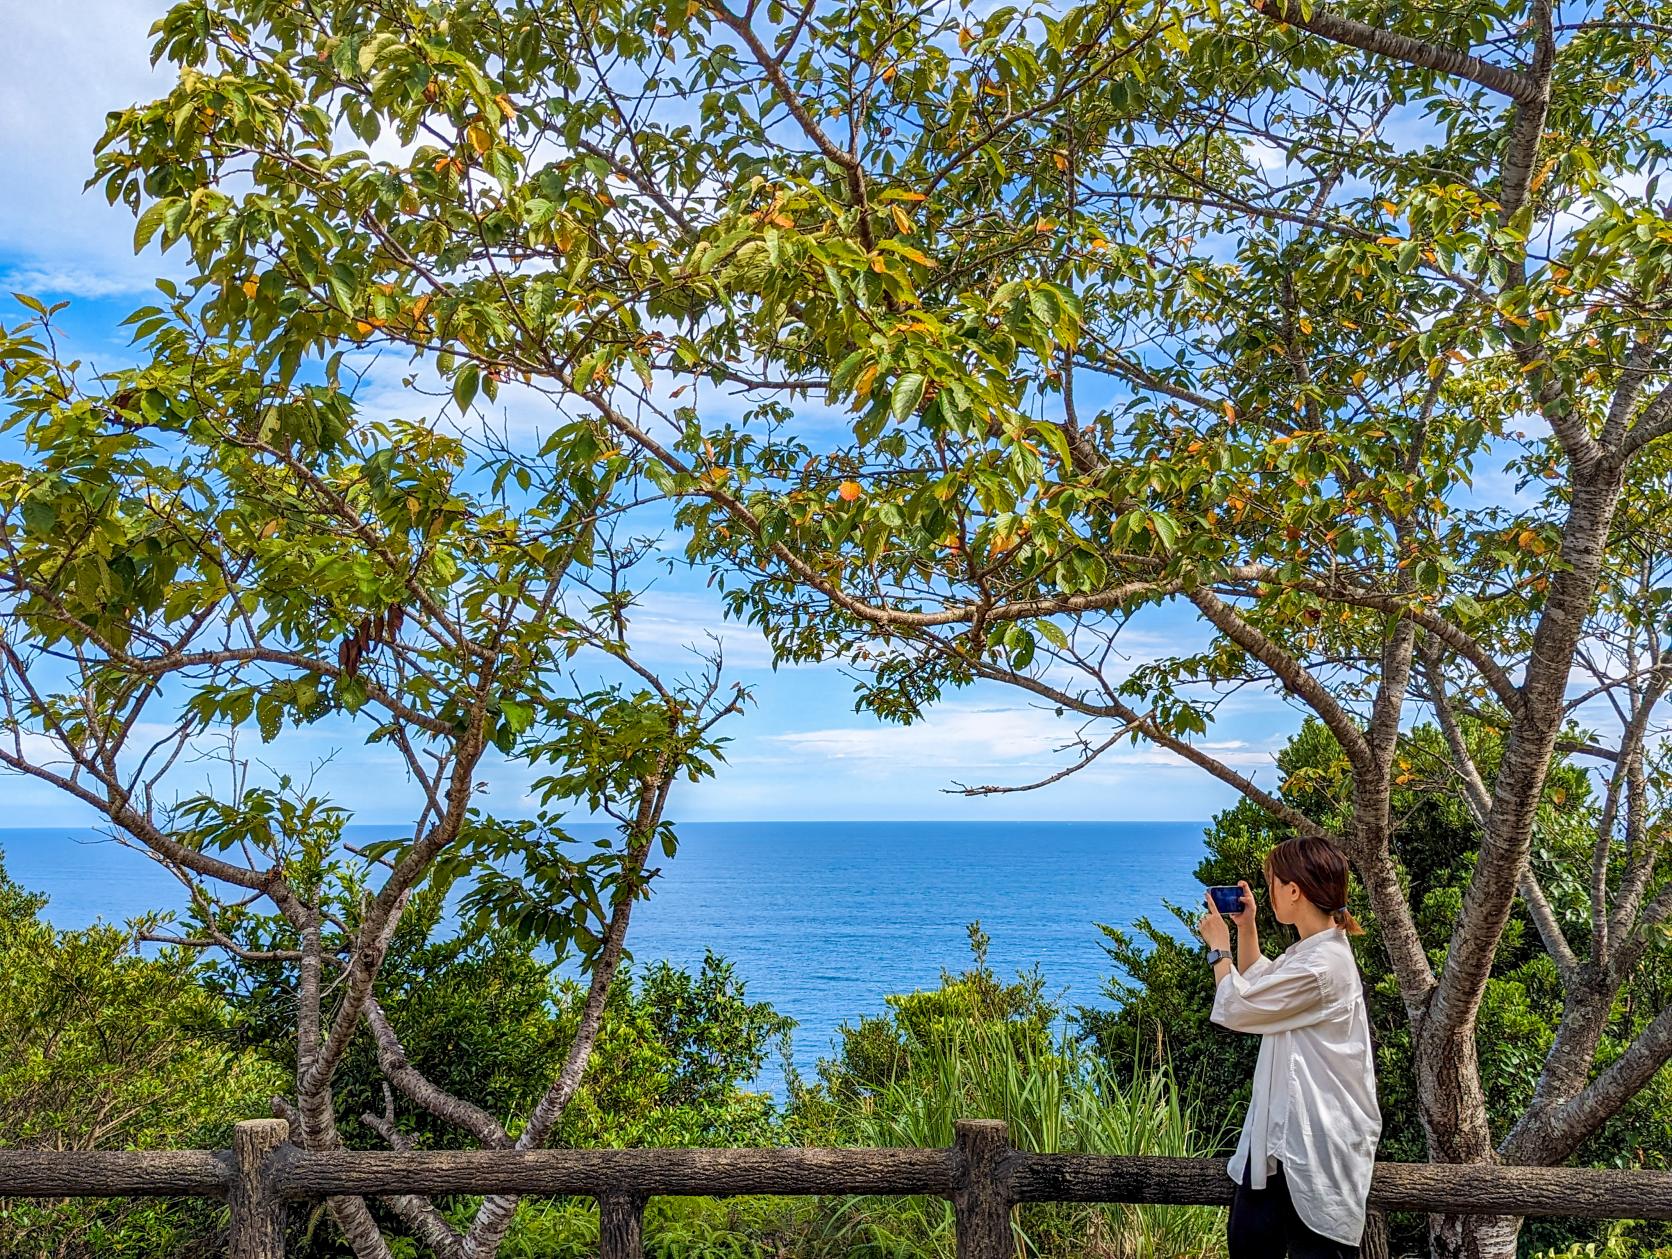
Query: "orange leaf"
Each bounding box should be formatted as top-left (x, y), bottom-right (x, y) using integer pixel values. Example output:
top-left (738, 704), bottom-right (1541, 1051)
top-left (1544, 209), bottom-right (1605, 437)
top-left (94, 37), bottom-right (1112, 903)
top-left (493, 93), bottom-right (517, 120)
top-left (838, 481), bottom-right (862, 502)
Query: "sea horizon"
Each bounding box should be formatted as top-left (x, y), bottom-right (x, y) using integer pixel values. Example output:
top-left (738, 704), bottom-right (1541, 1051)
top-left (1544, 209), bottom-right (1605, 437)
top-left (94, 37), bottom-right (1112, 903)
top-left (0, 820), bottom-right (1213, 1095)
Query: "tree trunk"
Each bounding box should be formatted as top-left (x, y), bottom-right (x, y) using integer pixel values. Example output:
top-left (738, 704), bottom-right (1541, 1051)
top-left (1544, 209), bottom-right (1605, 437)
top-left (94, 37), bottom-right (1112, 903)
top-left (1412, 1033), bottom-right (1520, 1259)
top-left (1426, 1211), bottom-right (1521, 1259)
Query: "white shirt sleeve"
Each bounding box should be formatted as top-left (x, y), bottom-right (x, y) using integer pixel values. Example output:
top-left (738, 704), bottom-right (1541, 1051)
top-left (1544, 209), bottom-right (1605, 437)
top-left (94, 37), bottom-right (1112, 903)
top-left (1211, 956), bottom-right (1331, 1034)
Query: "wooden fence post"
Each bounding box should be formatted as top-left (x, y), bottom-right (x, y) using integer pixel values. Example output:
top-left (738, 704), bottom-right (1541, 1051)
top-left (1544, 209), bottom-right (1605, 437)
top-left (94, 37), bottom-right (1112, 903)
top-left (953, 1120), bottom-right (1013, 1259)
top-left (230, 1119), bottom-right (289, 1259)
top-left (599, 1190), bottom-right (646, 1259)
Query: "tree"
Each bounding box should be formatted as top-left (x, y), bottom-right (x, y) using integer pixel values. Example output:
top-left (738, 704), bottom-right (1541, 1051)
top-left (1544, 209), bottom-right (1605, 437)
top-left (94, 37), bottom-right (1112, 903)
top-left (0, 303), bottom-right (745, 1258)
top-left (85, 0), bottom-right (1672, 1253)
top-left (1081, 720), bottom-right (1672, 1257)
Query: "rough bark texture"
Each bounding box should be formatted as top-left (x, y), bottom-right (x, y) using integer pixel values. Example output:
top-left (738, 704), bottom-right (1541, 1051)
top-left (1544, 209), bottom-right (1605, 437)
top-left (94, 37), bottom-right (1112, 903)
top-left (599, 1192), bottom-right (646, 1259)
top-left (230, 1120), bottom-right (290, 1259)
top-left (0, 1150), bottom-right (230, 1197)
top-left (952, 1121), bottom-right (1015, 1259)
top-left (276, 1147), bottom-right (959, 1198)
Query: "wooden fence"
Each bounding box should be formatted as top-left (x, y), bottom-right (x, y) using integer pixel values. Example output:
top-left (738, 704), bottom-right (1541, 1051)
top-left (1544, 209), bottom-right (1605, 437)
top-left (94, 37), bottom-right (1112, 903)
top-left (3, 1119), bottom-right (1670, 1258)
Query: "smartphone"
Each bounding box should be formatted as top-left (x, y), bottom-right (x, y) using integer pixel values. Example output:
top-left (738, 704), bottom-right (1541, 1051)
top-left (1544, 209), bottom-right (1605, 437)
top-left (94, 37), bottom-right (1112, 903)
top-left (1207, 885), bottom-right (1245, 915)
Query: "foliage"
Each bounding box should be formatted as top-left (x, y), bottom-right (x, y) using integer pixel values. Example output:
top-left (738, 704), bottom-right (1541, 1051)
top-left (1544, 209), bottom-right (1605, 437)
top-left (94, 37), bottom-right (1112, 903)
top-left (76, 10), bottom-right (1672, 1245)
top-left (0, 854), bottom-right (287, 1259)
top-left (1079, 720), bottom-right (1672, 1257)
top-left (1, 254), bottom-right (745, 1255)
top-left (785, 927), bottom-right (1226, 1259)
top-left (807, 922), bottom-right (1057, 1105)
top-left (12, 0), bottom-right (1672, 1248)
top-left (545, 950), bottom-right (794, 1149)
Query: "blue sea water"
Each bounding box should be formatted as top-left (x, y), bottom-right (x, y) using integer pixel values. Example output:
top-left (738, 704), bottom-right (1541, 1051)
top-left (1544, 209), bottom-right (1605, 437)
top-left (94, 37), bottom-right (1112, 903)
top-left (0, 820), bottom-right (1208, 1092)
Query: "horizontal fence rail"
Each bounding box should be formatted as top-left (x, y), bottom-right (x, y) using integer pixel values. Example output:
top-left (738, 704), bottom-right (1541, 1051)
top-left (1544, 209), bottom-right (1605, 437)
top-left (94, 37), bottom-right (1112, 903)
top-left (3, 1119), bottom-right (1671, 1258)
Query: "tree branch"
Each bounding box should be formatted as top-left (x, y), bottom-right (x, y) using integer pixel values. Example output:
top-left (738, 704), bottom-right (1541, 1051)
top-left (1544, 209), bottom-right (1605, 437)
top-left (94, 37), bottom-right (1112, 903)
top-left (1249, 0), bottom-right (1538, 103)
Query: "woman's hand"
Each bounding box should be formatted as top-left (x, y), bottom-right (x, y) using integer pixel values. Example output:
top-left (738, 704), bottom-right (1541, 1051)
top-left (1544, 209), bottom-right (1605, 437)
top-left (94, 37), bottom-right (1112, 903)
top-left (1227, 879), bottom-right (1257, 932)
top-left (1199, 894), bottom-right (1231, 953)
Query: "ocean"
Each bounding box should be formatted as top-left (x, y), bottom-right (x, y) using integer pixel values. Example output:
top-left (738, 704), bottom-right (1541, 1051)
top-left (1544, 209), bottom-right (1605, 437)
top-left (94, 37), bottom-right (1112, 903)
top-left (0, 820), bottom-right (1208, 1092)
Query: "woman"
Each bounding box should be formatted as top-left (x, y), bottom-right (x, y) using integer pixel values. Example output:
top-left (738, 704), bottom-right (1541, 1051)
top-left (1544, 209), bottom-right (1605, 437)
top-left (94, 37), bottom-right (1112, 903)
top-left (1198, 835), bottom-right (1381, 1259)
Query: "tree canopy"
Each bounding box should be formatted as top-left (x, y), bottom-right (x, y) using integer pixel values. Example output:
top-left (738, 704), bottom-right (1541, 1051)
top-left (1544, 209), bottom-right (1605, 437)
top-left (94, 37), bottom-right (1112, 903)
top-left (5, 0), bottom-right (1672, 1254)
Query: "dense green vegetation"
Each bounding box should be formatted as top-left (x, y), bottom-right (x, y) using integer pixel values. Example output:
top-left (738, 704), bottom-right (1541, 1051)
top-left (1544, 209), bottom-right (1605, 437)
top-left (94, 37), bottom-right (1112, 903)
top-left (1083, 722), bottom-right (1672, 1259)
top-left (0, 854), bottom-right (286, 1258)
top-left (5, 789), bottom-right (1668, 1258)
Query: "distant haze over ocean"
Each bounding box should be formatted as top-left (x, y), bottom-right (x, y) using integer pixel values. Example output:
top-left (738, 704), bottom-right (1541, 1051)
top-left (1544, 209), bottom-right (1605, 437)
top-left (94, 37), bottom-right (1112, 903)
top-left (0, 820), bottom-right (1209, 1093)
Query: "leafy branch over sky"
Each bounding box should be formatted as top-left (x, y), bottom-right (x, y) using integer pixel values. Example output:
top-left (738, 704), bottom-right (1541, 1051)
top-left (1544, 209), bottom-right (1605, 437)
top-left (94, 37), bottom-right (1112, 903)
top-left (2, 0), bottom-right (1670, 1254)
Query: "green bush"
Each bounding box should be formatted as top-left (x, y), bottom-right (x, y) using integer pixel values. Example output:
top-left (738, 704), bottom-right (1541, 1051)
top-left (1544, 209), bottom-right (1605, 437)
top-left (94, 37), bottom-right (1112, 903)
top-left (793, 927), bottom-right (1227, 1259)
top-left (1077, 719), bottom-right (1672, 1258)
top-left (0, 853), bottom-right (287, 1258)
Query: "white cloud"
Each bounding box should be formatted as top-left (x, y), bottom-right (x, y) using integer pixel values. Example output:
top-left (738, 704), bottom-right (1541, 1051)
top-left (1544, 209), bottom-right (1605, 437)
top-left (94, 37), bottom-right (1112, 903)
top-left (0, 0), bottom-right (179, 299)
top-left (617, 589), bottom-right (785, 671)
top-left (765, 701), bottom-right (1279, 775)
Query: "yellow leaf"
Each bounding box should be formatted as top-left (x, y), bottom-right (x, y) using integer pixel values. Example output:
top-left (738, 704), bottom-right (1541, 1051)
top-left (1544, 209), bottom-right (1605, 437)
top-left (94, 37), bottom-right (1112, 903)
top-left (1375, 235), bottom-right (1403, 246)
top-left (493, 93), bottom-right (517, 120)
top-left (1351, 369), bottom-right (1367, 387)
top-left (838, 481), bottom-right (862, 501)
top-left (890, 204), bottom-right (912, 234)
top-left (1298, 316), bottom-right (1313, 334)
top-left (1221, 400), bottom-right (1236, 425)
top-left (466, 122), bottom-right (493, 155)
top-left (1520, 359), bottom-right (1545, 374)
top-left (241, 277), bottom-right (259, 298)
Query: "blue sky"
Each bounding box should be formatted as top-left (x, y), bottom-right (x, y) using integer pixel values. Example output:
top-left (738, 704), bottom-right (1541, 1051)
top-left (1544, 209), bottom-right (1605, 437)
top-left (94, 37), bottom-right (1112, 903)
top-left (0, 0), bottom-right (1316, 827)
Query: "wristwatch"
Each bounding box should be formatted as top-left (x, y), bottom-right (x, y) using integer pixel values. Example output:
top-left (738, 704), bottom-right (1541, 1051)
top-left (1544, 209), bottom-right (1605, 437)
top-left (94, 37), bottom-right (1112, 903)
top-left (1206, 948), bottom-right (1234, 966)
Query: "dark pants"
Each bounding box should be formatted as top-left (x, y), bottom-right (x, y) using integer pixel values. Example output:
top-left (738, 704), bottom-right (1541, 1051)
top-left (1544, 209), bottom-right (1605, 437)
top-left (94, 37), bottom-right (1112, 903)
top-left (1228, 1159), bottom-right (1359, 1258)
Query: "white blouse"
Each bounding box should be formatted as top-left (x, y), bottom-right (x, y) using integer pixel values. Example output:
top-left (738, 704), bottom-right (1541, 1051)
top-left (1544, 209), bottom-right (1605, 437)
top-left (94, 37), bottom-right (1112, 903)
top-left (1210, 925), bottom-right (1382, 1246)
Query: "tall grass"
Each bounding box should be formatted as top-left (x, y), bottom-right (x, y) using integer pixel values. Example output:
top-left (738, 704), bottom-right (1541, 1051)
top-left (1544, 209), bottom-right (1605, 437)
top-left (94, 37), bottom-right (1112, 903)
top-left (498, 1022), bottom-right (1228, 1259)
top-left (826, 1022), bottom-right (1228, 1259)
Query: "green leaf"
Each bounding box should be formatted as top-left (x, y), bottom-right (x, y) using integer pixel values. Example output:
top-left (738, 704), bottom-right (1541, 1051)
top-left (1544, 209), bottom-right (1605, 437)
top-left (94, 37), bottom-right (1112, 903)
top-left (453, 363), bottom-right (480, 413)
top-left (890, 372), bottom-right (926, 423)
top-left (1028, 286), bottom-right (1061, 329)
top-left (133, 199), bottom-right (177, 252)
